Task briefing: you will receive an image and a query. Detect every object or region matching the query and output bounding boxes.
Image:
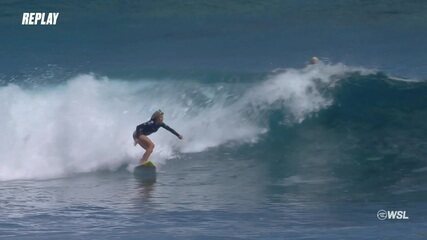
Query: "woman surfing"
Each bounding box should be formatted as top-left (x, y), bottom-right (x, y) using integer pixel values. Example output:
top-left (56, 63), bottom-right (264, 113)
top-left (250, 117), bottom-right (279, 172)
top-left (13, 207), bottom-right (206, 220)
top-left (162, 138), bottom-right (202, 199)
top-left (133, 110), bottom-right (183, 165)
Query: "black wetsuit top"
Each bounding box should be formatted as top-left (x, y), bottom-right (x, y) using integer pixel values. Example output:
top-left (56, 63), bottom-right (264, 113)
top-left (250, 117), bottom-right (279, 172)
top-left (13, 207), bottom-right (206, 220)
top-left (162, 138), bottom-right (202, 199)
top-left (134, 120), bottom-right (180, 138)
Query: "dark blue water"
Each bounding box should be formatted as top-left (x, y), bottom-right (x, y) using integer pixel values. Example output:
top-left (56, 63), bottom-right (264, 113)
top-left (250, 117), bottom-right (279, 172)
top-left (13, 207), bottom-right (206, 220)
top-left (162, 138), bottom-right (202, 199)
top-left (1, 1), bottom-right (427, 239)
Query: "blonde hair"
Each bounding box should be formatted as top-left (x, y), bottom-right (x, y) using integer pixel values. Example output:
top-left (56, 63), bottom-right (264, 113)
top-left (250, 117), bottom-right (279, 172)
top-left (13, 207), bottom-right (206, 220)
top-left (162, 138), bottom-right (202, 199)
top-left (150, 110), bottom-right (164, 121)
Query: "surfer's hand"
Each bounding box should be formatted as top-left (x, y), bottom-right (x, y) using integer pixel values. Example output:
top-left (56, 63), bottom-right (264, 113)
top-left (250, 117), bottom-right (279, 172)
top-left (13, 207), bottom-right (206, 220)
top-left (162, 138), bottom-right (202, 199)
top-left (178, 135), bottom-right (183, 140)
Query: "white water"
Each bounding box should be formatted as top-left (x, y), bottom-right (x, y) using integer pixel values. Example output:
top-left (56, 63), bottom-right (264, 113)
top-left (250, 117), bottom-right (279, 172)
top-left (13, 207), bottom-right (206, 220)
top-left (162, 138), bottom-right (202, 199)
top-left (0, 63), bottom-right (371, 180)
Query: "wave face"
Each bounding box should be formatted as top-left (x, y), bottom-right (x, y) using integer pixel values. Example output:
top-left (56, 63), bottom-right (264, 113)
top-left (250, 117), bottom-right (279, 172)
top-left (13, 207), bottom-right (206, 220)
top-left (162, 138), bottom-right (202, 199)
top-left (0, 63), bottom-right (426, 191)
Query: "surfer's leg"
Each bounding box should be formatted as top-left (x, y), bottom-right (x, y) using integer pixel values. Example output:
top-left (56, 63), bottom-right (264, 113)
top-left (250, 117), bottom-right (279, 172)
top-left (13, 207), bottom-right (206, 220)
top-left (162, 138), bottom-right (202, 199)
top-left (138, 135), bottom-right (155, 164)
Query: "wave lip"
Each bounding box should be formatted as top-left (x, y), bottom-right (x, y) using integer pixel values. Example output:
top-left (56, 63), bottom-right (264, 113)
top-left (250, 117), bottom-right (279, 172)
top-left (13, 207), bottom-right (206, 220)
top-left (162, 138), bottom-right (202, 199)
top-left (239, 62), bottom-right (373, 123)
top-left (0, 63), bottom-right (375, 180)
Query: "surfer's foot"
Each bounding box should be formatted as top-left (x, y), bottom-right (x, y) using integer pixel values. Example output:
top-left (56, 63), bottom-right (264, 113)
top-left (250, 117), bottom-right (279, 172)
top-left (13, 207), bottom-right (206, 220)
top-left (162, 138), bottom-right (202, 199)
top-left (140, 160), bottom-right (149, 165)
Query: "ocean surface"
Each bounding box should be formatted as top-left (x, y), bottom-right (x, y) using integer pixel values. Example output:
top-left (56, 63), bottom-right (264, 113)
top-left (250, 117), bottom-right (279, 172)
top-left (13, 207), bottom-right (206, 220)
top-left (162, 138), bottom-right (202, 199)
top-left (1, 1), bottom-right (427, 239)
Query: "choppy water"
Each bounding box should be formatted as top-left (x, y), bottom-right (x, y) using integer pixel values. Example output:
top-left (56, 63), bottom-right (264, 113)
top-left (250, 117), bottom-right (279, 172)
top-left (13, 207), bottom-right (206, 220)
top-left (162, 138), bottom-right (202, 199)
top-left (1, 159), bottom-right (426, 240)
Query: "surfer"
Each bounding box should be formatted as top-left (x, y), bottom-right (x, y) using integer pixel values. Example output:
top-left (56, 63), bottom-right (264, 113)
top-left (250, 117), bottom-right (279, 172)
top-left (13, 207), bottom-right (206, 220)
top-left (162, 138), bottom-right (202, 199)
top-left (133, 110), bottom-right (183, 165)
top-left (309, 56), bottom-right (320, 65)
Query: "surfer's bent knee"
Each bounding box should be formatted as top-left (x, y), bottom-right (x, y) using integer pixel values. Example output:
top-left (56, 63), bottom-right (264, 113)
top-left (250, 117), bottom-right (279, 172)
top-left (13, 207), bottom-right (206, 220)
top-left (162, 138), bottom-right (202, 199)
top-left (138, 135), bottom-right (154, 149)
top-left (147, 142), bottom-right (155, 152)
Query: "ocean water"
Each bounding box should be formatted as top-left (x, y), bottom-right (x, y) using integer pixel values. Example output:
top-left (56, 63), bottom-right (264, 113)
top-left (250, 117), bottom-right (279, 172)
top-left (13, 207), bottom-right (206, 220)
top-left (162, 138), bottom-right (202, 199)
top-left (1, 1), bottom-right (427, 239)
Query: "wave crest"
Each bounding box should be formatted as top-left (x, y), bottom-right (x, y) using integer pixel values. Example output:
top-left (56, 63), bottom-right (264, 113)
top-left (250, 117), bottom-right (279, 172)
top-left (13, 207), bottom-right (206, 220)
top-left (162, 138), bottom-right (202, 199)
top-left (0, 63), bottom-right (373, 180)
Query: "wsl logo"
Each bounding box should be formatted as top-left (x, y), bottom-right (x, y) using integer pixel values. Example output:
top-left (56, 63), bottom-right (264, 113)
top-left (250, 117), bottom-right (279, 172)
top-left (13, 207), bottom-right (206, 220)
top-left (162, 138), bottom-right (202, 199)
top-left (22, 12), bottom-right (59, 25)
top-left (377, 209), bottom-right (409, 220)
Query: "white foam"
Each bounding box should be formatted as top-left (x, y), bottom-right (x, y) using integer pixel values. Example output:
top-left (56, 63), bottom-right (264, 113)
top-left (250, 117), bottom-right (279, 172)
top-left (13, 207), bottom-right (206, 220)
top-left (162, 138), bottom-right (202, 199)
top-left (0, 63), bottom-right (371, 180)
top-left (238, 62), bottom-right (372, 123)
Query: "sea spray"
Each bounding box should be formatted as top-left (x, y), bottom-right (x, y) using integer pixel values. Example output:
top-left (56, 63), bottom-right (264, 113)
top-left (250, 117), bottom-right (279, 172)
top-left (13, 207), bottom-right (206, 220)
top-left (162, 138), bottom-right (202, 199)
top-left (0, 63), bottom-right (373, 180)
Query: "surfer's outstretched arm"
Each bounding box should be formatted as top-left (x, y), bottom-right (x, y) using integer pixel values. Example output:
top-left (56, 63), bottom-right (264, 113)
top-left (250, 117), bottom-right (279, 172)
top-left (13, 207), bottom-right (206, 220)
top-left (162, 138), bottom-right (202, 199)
top-left (161, 123), bottom-right (183, 139)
